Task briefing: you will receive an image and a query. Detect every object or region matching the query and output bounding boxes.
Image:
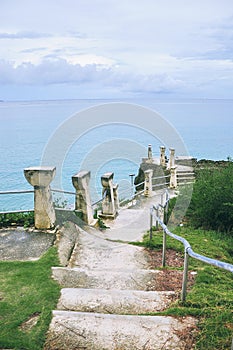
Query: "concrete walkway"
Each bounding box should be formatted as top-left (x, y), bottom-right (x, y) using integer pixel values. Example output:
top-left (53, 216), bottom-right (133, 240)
top-left (92, 189), bottom-right (169, 242)
top-left (44, 192), bottom-right (197, 350)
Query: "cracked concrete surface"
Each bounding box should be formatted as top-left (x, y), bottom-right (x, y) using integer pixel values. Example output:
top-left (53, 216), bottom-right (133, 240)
top-left (45, 193), bottom-right (197, 349)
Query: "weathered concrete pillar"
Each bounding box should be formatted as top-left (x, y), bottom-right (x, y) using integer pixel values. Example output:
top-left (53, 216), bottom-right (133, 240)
top-left (24, 166), bottom-right (56, 229)
top-left (113, 184), bottom-right (119, 212)
top-left (170, 166), bottom-right (177, 189)
top-left (168, 148), bottom-right (175, 169)
top-left (148, 144), bottom-right (153, 160)
top-left (100, 172), bottom-right (118, 219)
top-left (72, 170), bottom-right (95, 225)
top-left (160, 146), bottom-right (166, 167)
top-left (144, 169), bottom-right (153, 197)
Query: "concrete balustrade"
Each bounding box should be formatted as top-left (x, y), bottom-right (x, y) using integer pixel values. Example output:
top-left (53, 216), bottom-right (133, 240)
top-left (72, 170), bottom-right (95, 225)
top-left (168, 148), bottom-right (175, 169)
top-left (24, 166), bottom-right (56, 229)
top-left (148, 144), bottom-right (153, 161)
top-left (113, 184), bottom-right (120, 212)
top-left (21, 145), bottom-right (182, 230)
top-left (144, 169), bottom-right (153, 197)
top-left (160, 146), bottom-right (166, 167)
top-left (169, 166), bottom-right (177, 189)
top-left (100, 172), bottom-right (118, 219)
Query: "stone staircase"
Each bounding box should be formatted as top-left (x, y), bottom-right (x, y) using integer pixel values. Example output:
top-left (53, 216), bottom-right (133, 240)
top-left (44, 221), bottom-right (197, 350)
top-left (176, 165), bottom-right (195, 186)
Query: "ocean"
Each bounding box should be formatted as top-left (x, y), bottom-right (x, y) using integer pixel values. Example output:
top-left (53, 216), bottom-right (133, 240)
top-left (0, 98), bottom-right (233, 211)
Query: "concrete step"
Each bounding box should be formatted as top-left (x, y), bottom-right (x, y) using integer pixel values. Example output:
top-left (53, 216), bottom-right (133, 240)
top-left (57, 288), bottom-right (176, 314)
top-left (177, 173), bottom-right (195, 178)
top-left (44, 310), bottom-right (197, 350)
top-left (52, 267), bottom-right (160, 290)
top-left (70, 236), bottom-right (149, 269)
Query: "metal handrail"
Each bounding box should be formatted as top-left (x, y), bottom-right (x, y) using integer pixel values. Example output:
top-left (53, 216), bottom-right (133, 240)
top-left (152, 182), bottom-right (169, 189)
top-left (152, 175), bottom-right (170, 180)
top-left (0, 209), bottom-right (34, 215)
top-left (135, 181), bottom-right (145, 188)
top-left (51, 188), bottom-right (76, 195)
top-left (0, 190), bottom-right (33, 194)
top-left (0, 190), bottom-right (34, 214)
top-left (150, 205), bottom-right (233, 303)
top-left (92, 197), bottom-right (104, 207)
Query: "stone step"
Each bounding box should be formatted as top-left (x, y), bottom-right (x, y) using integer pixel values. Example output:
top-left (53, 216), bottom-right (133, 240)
top-left (177, 177), bottom-right (195, 182)
top-left (44, 310), bottom-right (197, 350)
top-left (57, 288), bottom-right (176, 314)
top-left (52, 267), bottom-right (160, 290)
top-left (70, 236), bottom-right (149, 270)
top-left (177, 173), bottom-right (195, 178)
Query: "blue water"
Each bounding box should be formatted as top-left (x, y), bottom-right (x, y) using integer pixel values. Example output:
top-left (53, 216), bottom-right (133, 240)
top-left (0, 98), bottom-right (233, 210)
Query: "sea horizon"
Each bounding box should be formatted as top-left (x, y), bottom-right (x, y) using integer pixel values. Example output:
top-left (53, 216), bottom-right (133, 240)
top-left (0, 97), bottom-right (232, 210)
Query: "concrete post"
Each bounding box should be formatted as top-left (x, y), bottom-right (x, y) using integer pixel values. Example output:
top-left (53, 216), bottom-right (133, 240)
top-left (144, 169), bottom-right (153, 197)
top-left (170, 166), bottom-right (177, 189)
top-left (100, 172), bottom-right (118, 219)
top-left (24, 166), bottom-right (56, 229)
top-left (72, 170), bottom-right (95, 225)
top-left (168, 148), bottom-right (175, 169)
top-left (113, 184), bottom-right (119, 212)
top-left (160, 146), bottom-right (166, 167)
top-left (148, 144), bottom-right (153, 159)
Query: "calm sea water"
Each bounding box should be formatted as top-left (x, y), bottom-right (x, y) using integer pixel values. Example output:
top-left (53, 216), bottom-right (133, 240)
top-left (0, 98), bottom-right (232, 210)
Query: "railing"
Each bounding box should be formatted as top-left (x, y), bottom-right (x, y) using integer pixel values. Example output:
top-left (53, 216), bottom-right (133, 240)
top-left (0, 187), bottom-right (103, 214)
top-left (150, 205), bottom-right (233, 303)
top-left (0, 189), bottom-right (34, 214)
top-left (0, 188), bottom-right (78, 214)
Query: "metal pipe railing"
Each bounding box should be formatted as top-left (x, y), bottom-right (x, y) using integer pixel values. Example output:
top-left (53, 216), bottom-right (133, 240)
top-left (0, 190), bottom-right (33, 194)
top-left (51, 188), bottom-right (76, 195)
top-left (150, 205), bottom-right (233, 303)
top-left (152, 175), bottom-right (170, 181)
top-left (0, 209), bottom-right (34, 215)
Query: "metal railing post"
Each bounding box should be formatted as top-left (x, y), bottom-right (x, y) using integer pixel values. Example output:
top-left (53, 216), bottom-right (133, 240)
top-left (149, 208), bottom-right (153, 240)
top-left (162, 229), bottom-right (166, 267)
top-left (181, 248), bottom-right (189, 303)
top-left (164, 201), bottom-right (169, 224)
top-left (156, 206), bottom-right (159, 230)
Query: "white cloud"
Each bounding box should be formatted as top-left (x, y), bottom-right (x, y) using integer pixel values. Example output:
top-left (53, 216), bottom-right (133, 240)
top-left (0, 30), bottom-right (52, 39)
top-left (1, 0), bottom-right (233, 99)
top-left (0, 57), bottom-right (184, 95)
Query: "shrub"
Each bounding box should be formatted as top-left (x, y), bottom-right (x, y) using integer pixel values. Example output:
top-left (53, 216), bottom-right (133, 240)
top-left (0, 212), bottom-right (34, 228)
top-left (187, 162), bottom-right (233, 232)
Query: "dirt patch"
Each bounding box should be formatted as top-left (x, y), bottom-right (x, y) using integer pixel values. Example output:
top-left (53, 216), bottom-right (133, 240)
top-left (19, 312), bottom-right (40, 332)
top-left (145, 248), bottom-right (197, 292)
top-left (175, 317), bottom-right (199, 350)
top-left (146, 248), bottom-right (184, 268)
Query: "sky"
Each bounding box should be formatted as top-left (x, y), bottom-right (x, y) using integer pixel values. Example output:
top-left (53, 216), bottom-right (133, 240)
top-left (1, 0), bottom-right (233, 100)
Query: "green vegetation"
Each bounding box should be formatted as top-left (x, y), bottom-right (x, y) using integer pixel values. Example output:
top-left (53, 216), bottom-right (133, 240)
top-left (0, 211), bottom-right (34, 228)
top-left (187, 161), bottom-right (233, 233)
top-left (0, 247), bottom-right (60, 350)
top-left (140, 226), bottom-right (233, 349)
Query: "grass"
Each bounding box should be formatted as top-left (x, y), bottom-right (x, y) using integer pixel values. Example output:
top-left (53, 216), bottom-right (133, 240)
top-left (0, 220), bottom-right (232, 349)
top-left (0, 247), bottom-right (60, 350)
top-left (138, 226), bottom-right (233, 350)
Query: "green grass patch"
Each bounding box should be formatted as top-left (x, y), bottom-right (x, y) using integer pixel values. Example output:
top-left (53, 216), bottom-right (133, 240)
top-left (139, 227), bottom-right (233, 349)
top-left (0, 247), bottom-right (60, 350)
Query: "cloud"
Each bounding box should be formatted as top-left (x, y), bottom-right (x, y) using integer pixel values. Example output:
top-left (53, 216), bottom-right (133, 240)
top-left (20, 47), bottom-right (48, 54)
top-left (0, 31), bottom-right (52, 39)
top-left (65, 31), bottom-right (87, 39)
top-left (0, 58), bottom-right (183, 95)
